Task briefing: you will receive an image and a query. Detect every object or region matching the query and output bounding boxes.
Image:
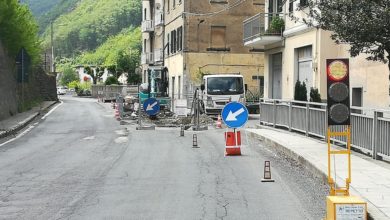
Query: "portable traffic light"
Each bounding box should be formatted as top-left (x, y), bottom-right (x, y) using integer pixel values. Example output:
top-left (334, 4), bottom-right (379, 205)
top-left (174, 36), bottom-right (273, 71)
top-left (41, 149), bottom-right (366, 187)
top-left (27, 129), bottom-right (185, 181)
top-left (326, 59), bottom-right (350, 126)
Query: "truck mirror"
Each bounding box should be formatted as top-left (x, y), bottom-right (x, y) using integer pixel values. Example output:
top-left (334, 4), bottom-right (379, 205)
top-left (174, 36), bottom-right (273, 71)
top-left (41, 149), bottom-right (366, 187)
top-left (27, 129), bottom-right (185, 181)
top-left (244, 84), bottom-right (248, 92)
top-left (200, 84), bottom-right (205, 91)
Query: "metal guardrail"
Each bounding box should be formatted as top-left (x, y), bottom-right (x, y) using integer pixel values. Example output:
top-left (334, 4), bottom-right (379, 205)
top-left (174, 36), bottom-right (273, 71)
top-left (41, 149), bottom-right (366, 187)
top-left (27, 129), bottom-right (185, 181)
top-left (259, 99), bottom-right (390, 161)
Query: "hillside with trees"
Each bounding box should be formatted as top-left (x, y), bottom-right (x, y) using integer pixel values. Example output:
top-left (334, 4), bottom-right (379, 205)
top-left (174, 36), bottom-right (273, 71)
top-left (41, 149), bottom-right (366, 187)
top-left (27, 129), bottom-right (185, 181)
top-left (42, 0), bottom-right (141, 56)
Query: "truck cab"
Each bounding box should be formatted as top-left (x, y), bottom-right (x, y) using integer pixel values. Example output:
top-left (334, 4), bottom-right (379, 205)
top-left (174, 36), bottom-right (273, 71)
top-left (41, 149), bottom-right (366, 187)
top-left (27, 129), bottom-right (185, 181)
top-left (200, 74), bottom-right (245, 115)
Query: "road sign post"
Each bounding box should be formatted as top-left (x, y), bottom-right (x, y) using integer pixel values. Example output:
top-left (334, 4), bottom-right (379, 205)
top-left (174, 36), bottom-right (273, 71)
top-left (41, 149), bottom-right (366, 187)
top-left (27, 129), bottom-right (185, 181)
top-left (221, 102), bottom-right (249, 156)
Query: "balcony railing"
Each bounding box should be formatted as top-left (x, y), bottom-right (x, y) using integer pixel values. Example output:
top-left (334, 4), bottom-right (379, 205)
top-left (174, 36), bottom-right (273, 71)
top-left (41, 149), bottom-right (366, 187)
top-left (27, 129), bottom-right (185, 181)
top-left (141, 53), bottom-right (154, 64)
top-left (142, 20), bottom-right (154, 32)
top-left (154, 48), bottom-right (164, 63)
top-left (243, 13), bottom-right (284, 46)
top-left (155, 11), bottom-right (164, 26)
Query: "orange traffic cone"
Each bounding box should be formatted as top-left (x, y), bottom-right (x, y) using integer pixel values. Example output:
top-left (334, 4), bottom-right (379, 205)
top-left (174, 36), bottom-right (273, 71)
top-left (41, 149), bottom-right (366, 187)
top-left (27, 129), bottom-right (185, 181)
top-left (216, 115), bottom-right (222, 128)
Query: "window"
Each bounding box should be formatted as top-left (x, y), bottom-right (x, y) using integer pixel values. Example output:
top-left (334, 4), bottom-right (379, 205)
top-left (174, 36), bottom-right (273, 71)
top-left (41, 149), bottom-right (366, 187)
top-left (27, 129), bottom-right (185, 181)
top-left (172, 30), bottom-right (177, 53)
top-left (178, 0), bottom-right (182, 4)
top-left (144, 39), bottom-right (147, 53)
top-left (253, 0), bottom-right (264, 5)
top-left (210, 0), bottom-right (228, 3)
top-left (210, 26), bottom-right (226, 49)
top-left (167, 33), bottom-right (170, 55)
top-left (167, 0), bottom-right (170, 12)
top-left (177, 26), bottom-right (182, 51)
top-left (269, 0), bottom-right (283, 13)
top-left (173, 0), bottom-right (175, 8)
top-left (171, 30), bottom-right (177, 54)
top-left (170, 31), bottom-right (174, 54)
top-left (289, 0), bottom-right (295, 13)
top-left (299, 0), bottom-right (308, 7)
top-left (178, 76), bottom-right (181, 99)
top-left (144, 8), bottom-right (147, 20)
top-left (297, 46), bottom-right (313, 100)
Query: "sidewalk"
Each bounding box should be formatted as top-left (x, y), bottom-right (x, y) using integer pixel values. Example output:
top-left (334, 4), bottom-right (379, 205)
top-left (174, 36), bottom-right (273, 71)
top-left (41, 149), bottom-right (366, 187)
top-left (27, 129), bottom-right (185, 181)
top-left (246, 126), bottom-right (390, 220)
top-left (0, 101), bottom-right (58, 139)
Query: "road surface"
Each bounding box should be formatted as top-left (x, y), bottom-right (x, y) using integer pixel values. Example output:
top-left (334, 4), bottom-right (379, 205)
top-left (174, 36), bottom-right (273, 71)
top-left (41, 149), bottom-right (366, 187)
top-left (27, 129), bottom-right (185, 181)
top-left (0, 96), bottom-right (328, 219)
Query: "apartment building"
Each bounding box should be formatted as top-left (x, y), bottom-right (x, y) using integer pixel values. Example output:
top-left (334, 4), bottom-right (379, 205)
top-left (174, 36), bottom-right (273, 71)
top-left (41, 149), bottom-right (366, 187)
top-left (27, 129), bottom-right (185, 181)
top-left (141, 0), bottom-right (167, 96)
top-left (142, 0), bottom-right (265, 111)
top-left (243, 0), bottom-right (390, 109)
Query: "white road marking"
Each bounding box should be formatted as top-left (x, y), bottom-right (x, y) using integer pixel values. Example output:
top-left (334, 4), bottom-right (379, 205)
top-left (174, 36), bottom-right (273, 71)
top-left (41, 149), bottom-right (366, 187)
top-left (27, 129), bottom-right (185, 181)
top-left (0, 125), bottom-right (35, 147)
top-left (0, 102), bottom-right (61, 147)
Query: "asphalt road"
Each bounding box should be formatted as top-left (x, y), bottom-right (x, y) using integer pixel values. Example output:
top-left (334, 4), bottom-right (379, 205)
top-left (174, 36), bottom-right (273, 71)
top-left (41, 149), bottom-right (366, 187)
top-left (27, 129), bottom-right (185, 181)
top-left (0, 96), bottom-right (328, 219)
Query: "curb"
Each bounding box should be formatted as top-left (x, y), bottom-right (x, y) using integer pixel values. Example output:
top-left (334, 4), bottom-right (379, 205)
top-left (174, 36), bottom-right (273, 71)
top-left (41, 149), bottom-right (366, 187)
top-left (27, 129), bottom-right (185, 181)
top-left (246, 126), bottom-right (387, 220)
top-left (0, 101), bottom-right (59, 140)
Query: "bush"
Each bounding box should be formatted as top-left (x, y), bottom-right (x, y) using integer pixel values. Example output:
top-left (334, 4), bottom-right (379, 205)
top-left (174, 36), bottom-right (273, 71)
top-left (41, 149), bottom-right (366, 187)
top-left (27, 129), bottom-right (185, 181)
top-left (268, 16), bottom-right (285, 34)
top-left (294, 80), bottom-right (307, 101)
top-left (105, 76), bottom-right (119, 85)
top-left (310, 87), bottom-right (322, 103)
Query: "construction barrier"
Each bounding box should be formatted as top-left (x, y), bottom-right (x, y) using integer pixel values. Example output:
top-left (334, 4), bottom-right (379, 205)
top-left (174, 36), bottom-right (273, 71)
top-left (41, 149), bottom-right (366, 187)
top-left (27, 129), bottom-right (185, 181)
top-left (225, 131), bottom-right (241, 156)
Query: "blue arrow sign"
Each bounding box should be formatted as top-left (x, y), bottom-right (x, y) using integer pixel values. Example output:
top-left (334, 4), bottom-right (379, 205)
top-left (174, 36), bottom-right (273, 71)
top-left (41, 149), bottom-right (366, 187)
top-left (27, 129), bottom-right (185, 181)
top-left (143, 98), bottom-right (160, 116)
top-left (221, 102), bottom-right (249, 128)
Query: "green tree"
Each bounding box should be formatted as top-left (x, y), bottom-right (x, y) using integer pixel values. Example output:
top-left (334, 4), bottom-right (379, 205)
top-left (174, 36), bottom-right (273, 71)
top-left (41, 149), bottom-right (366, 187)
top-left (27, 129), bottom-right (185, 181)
top-left (60, 64), bottom-right (79, 86)
top-left (295, 0), bottom-right (390, 71)
top-left (0, 0), bottom-right (41, 63)
top-left (41, 0), bottom-right (142, 56)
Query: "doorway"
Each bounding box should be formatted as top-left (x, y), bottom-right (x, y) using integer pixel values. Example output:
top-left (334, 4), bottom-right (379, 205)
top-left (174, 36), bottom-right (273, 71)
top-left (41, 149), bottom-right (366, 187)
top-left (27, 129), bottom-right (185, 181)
top-left (270, 53), bottom-right (282, 99)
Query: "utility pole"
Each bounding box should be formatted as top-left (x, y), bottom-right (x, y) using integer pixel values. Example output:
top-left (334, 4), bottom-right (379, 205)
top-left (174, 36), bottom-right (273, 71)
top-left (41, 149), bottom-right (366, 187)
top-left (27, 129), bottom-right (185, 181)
top-left (50, 21), bottom-right (55, 73)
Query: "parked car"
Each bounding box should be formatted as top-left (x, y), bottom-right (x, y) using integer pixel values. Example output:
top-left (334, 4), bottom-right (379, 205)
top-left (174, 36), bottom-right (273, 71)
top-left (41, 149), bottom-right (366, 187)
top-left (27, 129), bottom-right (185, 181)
top-left (57, 86), bottom-right (67, 95)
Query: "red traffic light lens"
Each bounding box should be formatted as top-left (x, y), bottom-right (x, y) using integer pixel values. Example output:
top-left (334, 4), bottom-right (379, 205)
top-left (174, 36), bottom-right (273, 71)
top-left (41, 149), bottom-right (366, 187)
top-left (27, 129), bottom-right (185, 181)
top-left (327, 60), bottom-right (348, 81)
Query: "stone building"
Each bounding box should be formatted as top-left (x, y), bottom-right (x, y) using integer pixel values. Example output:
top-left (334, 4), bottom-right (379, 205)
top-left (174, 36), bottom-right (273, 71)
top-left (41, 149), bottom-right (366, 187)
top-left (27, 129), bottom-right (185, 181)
top-left (141, 0), bottom-right (265, 110)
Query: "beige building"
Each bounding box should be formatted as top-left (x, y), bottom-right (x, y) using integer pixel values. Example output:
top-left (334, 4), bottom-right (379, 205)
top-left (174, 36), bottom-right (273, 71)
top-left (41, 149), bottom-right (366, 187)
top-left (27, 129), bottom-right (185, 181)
top-left (141, 0), bottom-right (167, 96)
top-left (142, 0), bottom-right (265, 110)
top-left (243, 0), bottom-right (390, 109)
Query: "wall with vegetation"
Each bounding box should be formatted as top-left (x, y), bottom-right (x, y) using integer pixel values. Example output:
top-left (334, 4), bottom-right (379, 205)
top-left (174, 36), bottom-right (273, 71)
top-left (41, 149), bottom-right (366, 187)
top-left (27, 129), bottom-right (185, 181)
top-left (0, 41), bottom-right (18, 120)
top-left (0, 0), bottom-right (57, 121)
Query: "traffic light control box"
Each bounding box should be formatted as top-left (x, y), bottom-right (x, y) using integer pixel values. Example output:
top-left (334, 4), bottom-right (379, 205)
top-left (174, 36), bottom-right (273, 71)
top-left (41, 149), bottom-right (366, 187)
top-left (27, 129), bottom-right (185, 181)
top-left (326, 196), bottom-right (367, 220)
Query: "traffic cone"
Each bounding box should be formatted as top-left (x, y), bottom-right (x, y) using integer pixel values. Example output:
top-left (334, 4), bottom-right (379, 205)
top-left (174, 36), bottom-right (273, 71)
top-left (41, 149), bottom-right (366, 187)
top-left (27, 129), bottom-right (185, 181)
top-left (114, 104), bottom-right (120, 121)
top-left (216, 115), bottom-right (222, 128)
top-left (261, 161), bottom-right (274, 182)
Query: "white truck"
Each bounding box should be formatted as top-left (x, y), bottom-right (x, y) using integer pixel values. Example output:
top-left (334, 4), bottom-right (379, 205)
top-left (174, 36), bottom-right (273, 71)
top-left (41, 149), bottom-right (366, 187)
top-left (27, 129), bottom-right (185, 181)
top-left (200, 74), bottom-right (246, 115)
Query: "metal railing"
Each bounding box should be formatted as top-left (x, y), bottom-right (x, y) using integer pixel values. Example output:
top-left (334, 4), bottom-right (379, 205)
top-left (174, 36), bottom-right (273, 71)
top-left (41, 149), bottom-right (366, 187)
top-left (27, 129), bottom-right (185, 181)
top-left (141, 20), bottom-right (154, 32)
top-left (154, 11), bottom-right (164, 26)
top-left (259, 99), bottom-right (390, 161)
top-left (141, 53), bottom-right (154, 64)
top-left (243, 13), bottom-right (284, 43)
top-left (154, 48), bottom-right (164, 63)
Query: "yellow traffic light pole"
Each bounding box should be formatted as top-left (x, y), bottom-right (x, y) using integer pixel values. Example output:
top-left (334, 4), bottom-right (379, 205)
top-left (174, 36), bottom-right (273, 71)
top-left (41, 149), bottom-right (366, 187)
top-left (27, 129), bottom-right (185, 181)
top-left (327, 126), bottom-right (351, 196)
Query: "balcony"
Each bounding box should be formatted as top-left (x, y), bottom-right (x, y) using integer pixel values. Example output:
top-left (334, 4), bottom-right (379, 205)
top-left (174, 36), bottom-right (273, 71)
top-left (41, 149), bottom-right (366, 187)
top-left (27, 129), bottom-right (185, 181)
top-left (154, 11), bottom-right (164, 26)
top-left (142, 20), bottom-right (154, 32)
top-left (141, 53), bottom-right (154, 64)
top-left (154, 48), bottom-right (164, 63)
top-left (243, 13), bottom-right (284, 48)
